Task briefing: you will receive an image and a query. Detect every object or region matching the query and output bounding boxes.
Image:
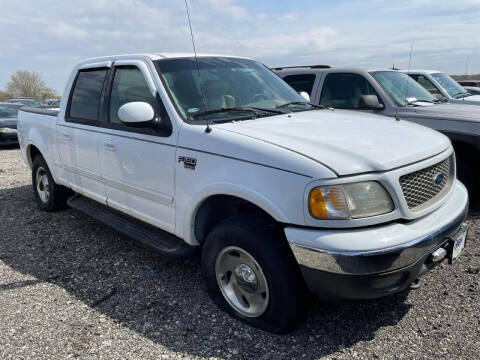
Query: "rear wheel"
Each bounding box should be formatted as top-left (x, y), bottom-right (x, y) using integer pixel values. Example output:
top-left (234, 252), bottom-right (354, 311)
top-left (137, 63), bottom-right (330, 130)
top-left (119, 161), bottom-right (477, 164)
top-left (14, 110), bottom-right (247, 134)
top-left (32, 155), bottom-right (71, 211)
top-left (201, 215), bottom-right (307, 334)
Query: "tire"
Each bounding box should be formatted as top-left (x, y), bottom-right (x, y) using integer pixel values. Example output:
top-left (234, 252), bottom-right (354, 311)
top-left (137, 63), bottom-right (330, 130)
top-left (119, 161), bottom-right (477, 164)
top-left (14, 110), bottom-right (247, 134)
top-left (456, 155), bottom-right (478, 207)
top-left (32, 154), bottom-right (71, 211)
top-left (201, 215), bottom-right (307, 334)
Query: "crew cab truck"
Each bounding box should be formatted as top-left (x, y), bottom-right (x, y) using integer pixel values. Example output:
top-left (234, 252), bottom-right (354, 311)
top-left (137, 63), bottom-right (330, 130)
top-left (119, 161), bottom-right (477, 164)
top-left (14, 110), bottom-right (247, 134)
top-left (18, 54), bottom-right (468, 334)
top-left (401, 70), bottom-right (480, 105)
top-left (275, 66), bottom-right (480, 204)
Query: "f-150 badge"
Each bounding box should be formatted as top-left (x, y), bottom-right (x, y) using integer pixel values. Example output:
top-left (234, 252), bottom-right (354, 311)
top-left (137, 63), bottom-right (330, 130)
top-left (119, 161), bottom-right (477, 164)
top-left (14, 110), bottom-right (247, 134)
top-left (178, 156), bottom-right (197, 170)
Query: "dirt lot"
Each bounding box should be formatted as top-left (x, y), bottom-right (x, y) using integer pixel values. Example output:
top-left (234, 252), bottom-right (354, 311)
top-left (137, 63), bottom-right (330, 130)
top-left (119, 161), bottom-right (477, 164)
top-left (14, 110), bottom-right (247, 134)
top-left (0, 147), bottom-right (479, 359)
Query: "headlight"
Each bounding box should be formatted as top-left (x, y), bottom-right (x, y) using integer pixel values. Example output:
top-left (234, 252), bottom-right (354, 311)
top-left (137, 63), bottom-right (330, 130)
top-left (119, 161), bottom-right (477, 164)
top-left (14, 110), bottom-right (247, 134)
top-left (309, 181), bottom-right (394, 219)
top-left (0, 128), bottom-right (17, 134)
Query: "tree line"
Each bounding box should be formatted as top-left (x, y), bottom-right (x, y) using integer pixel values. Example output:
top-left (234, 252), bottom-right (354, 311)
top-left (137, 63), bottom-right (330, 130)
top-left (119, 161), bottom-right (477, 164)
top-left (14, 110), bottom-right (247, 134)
top-left (0, 70), bottom-right (58, 101)
top-left (451, 74), bottom-right (480, 81)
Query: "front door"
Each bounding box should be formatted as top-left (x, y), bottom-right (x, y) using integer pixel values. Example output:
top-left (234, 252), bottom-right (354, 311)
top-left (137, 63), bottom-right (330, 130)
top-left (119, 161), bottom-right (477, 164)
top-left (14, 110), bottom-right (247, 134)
top-left (319, 72), bottom-right (384, 113)
top-left (99, 62), bottom-right (176, 232)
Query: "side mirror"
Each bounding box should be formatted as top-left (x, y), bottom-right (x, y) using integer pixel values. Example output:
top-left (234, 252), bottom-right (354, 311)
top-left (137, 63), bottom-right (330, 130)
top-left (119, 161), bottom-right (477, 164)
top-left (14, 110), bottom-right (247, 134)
top-left (118, 102), bottom-right (155, 123)
top-left (299, 91), bottom-right (310, 102)
top-left (358, 95), bottom-right (384, 110)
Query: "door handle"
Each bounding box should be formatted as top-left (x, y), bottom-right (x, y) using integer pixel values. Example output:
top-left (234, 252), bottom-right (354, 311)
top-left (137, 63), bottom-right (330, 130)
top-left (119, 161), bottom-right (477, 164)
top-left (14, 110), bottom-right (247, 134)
top-left (61, 133), bottom-right (72, 141)
top-left (104, 141), bottom-right (118, 151)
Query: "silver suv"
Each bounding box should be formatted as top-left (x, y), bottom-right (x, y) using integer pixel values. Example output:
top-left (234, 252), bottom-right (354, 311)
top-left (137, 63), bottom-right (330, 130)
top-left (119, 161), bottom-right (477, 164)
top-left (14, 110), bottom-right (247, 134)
top-left (274, 65), bottom-right (480, 203)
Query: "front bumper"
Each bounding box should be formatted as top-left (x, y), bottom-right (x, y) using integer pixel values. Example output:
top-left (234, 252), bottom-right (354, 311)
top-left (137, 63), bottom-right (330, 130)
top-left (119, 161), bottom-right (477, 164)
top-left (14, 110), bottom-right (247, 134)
top-left (286, 181), bottom-right (469, 299)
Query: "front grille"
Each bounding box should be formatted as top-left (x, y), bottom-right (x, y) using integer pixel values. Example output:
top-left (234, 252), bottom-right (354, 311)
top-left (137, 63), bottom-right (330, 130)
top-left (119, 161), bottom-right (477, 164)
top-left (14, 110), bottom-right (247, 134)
top-left (399, 155), bottom-right (454, 211)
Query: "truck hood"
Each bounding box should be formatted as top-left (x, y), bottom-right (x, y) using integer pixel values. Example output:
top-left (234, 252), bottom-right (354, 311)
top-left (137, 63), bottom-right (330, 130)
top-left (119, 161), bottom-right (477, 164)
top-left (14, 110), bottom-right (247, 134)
top-left (411, 102), bottom-right (480, 121)
top-left (215, 110), bottom-right (450, 176)
top-left (454, 94), bottom-right (480, 105)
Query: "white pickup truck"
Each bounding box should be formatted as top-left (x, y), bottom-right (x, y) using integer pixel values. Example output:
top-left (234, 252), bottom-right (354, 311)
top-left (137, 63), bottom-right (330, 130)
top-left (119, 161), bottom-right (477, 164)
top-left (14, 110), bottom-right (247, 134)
top-left (18, 53), bottom-right (469, 334)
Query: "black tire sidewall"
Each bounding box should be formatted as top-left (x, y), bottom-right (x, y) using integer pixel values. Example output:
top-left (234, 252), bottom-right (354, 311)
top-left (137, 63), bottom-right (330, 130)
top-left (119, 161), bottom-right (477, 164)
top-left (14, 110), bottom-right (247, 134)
top-left (201, 215), bottom-right (306, 334)
top-left (32, 155), bottom-right (59, 211)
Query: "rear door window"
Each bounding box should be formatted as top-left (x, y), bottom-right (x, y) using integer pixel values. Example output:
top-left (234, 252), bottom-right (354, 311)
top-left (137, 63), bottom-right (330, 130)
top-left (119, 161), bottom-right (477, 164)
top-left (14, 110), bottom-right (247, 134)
top-left (68, 69), bottom-right (108, 124)
top-left (319, 73), bottom-right (381, 109)
top-left (282, 74), bottom-right (316, 95)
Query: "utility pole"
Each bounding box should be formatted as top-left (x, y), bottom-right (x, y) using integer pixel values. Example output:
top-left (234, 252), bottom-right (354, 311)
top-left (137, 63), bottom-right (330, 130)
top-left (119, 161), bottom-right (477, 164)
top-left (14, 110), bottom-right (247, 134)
top-left (465, 56), bottom-right (469, 76)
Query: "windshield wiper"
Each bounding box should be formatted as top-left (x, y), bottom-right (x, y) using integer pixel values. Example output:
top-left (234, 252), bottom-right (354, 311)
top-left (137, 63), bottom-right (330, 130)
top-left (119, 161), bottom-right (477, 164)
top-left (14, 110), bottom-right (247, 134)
top-left (276, 101), bottom-right (325, 110)
top-left (453, 92), bottom-right (469, 99)
top-left (248, 106), bottom-right (285, 114)
top-left (190, 107), bottom-right (258, 119)
top-left (191, 106), bottom-right (285, 120)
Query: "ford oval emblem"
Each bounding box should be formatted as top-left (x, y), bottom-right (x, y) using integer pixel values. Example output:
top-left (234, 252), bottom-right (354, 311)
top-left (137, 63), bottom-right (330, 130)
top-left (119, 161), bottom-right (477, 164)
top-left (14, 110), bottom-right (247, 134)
top-left (433, 172), bottom-right (444, 185)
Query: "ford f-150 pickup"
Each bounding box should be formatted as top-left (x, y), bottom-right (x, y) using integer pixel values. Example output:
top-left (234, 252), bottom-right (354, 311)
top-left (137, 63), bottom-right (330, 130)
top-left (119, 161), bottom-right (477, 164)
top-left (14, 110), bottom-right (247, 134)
top-left (275, 66), bottom-right (480, 204)
top-left (18, 53), bottom-right (468, 333)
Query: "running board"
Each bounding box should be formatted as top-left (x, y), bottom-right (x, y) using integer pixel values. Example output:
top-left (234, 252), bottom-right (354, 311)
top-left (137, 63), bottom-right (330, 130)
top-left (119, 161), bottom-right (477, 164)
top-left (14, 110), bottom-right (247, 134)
top-left (67, 194), bottom-right (197, 259)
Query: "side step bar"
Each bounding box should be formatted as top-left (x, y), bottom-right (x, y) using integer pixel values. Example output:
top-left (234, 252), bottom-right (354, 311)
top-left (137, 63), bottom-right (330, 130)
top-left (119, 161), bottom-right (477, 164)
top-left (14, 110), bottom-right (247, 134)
top-left (67, 194), bottom-right (197, 259)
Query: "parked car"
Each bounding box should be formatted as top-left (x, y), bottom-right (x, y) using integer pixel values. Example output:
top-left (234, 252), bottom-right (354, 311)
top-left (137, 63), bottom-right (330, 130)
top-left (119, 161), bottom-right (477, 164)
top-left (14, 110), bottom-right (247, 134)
top-left (40, 99), bottom-right (61, 107)
top-left (7, 97), bottom-right (40, 107)
top-left (17, 54), bottom-right (468, 333)
top-left (464, 86), bottom-right (480, 95)
top-left (0, 102), bottom-right (23, 145)
top-left (401, 70), bottom-right (480, 105)
top-left (274, 66), bottom-right (480, 202)
top-left (457, 80), bottom-right (480, 88)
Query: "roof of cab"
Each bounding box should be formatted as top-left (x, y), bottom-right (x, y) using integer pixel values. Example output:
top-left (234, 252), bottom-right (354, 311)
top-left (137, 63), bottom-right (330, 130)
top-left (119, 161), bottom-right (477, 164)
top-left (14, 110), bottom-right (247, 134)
top-left (399, 69), bottom-right (442, 75)
top-left (76, 53), bottom-right (253, 67)
top-left (273, 66), bottom-right (393, 74)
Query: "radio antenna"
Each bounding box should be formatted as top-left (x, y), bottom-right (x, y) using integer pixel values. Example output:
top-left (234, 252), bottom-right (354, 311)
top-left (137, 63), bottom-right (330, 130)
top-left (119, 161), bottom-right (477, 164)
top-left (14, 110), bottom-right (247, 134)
top-left (404, 40), bottom-right (413, 106)
top-left (184, 0), bottom-right (210, 133)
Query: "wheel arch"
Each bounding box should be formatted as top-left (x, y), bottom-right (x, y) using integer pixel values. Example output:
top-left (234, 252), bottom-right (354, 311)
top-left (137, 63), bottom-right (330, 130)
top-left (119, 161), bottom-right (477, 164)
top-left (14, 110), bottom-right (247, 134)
top-left (183, 184), bottom-right (291, 246)
top-left (26, 143), bottom-right (42, 167)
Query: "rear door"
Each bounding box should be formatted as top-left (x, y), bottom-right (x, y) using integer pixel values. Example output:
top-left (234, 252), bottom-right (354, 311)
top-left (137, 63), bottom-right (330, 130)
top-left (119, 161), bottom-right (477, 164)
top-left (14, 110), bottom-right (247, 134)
top-left (99, 60), bottom-right (176, 232)
top-left (59, 66), bottom-right (110, 204)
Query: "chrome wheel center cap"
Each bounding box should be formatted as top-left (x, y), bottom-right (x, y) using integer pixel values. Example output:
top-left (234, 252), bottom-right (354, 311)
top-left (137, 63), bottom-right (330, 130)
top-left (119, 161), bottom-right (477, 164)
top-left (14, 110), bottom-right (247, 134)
top-left (234, 264), bottom-right (257, 291)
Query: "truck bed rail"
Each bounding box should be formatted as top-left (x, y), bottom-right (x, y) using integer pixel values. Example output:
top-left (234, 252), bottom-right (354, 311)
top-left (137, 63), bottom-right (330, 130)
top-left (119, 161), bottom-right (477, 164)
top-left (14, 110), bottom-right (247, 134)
top-left (20, 107), bottom-right (59, 117)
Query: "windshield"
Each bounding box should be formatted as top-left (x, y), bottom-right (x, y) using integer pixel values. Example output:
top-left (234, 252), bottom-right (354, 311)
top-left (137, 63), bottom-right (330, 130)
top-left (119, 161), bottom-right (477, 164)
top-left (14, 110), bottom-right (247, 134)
top-left (431, 73), bottom-right (468, 98)
top-left (371, 71), bottom-right (436, 106)
top-left (155, 57), bottom-right (309, 121)
top-left (0, 104), bottom-right (22, 118)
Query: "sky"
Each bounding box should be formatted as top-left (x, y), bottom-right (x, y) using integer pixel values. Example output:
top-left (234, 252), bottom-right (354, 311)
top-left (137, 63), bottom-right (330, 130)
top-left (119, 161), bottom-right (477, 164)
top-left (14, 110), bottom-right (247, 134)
top-left (1, 0), bottom-right (480, 94)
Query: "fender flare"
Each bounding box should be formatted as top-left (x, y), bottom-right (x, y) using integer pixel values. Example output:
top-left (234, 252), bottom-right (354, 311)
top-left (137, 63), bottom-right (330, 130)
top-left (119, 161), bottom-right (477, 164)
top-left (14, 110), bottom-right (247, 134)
top-left (182, 182), bottom-right (291, 246)
top-left (25, 137), bottom-right (59, 183)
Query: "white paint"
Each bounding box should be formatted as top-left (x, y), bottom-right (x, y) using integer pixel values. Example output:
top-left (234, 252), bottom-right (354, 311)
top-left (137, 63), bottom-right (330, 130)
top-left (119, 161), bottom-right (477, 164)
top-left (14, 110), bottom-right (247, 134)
top-left (17, 54), bottom-right (461, 251)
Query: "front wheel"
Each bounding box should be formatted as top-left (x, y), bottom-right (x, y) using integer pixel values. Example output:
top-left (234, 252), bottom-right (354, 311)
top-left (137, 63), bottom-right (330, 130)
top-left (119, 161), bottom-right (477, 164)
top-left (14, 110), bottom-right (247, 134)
top-left (201, 215), bottom-right (307, 334)
top-left (32, 155), bottom-right (71, 211)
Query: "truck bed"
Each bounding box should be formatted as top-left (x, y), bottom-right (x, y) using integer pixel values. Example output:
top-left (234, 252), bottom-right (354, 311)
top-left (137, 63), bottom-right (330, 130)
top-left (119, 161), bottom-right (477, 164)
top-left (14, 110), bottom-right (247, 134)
top-left (17, 107), bottom-right (59, 171)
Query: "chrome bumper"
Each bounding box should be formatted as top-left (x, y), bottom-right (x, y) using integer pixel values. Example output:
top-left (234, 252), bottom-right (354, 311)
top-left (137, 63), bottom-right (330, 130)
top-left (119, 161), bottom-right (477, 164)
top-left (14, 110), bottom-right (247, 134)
top-left (286, 182), bottom-right (469, 276)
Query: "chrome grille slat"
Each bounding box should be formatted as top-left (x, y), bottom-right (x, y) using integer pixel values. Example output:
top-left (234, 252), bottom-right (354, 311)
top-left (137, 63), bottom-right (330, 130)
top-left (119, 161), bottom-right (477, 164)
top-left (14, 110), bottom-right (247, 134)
top-left (400, 155), bottom-right (454, 211)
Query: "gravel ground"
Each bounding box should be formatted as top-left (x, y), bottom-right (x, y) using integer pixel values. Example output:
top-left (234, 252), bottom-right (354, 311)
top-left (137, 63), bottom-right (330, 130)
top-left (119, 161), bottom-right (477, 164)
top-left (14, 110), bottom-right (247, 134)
top-left (0, 146), bottom-right (479, 360)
